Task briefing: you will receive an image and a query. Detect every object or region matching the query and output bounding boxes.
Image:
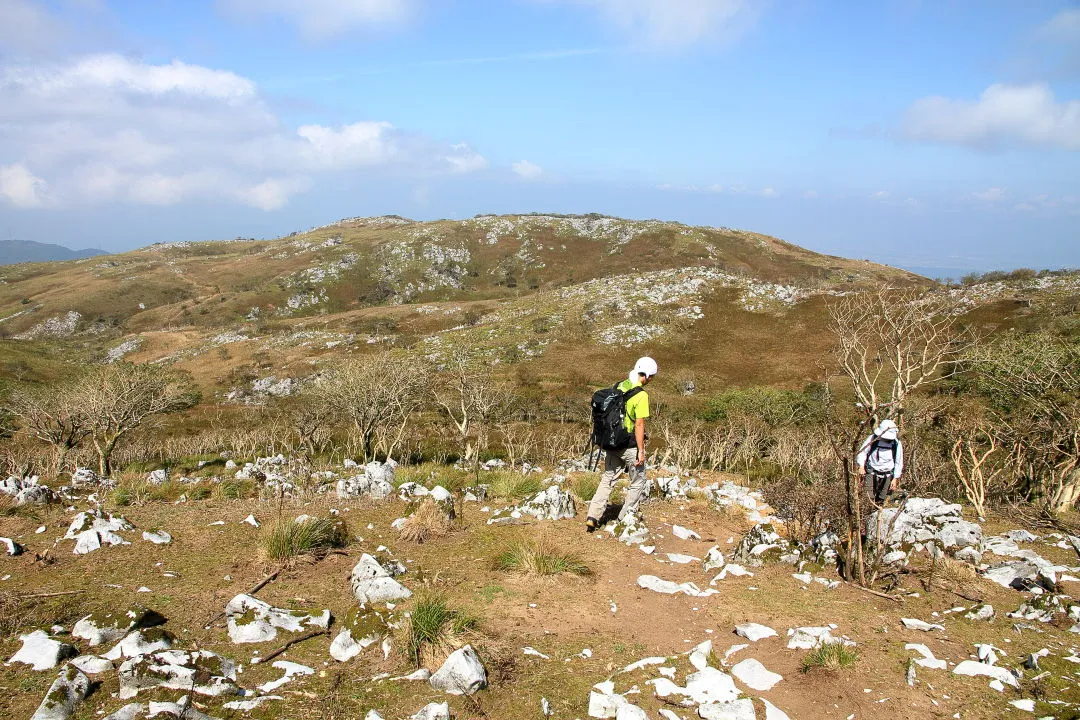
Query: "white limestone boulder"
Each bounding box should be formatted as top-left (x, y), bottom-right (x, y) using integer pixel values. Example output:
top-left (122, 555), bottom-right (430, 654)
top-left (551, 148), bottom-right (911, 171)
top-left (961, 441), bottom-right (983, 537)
top-left (225, 594), bottom-right (330, 644)
top-left (30, 665), bottom-right (90, 720)
top-left (429, 644), bottom-right (487, 695)
top-left (350, 555), bottom-right (412, 604)
top-left (7, 630), bottom-right (77, 671)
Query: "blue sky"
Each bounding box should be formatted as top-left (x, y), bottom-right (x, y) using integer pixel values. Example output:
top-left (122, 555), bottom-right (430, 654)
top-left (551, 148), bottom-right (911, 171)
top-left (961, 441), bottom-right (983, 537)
top-left (0, 0), bottom-right (1077, 274)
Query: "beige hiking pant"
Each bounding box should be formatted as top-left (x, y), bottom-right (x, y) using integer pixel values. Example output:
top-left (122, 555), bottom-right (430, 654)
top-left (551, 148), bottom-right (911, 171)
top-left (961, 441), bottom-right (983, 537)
top-left (588, 447), bottom-right (648, 522)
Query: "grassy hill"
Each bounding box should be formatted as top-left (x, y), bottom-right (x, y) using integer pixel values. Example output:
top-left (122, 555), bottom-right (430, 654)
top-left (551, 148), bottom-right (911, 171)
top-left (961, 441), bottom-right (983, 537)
top-left (0, 214), bottom-right (925, 392)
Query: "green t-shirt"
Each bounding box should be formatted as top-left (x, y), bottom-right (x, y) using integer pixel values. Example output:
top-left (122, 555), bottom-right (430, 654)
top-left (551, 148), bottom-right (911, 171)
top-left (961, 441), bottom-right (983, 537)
top-left (617, 378), bottom-right (650, 434)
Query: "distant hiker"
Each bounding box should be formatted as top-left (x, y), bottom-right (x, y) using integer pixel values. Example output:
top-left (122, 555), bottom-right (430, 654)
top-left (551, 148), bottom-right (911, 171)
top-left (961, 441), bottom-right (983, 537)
top-left (856, 418), bottom-right (904, 504)
top-left (586, 356), bottom-right (658, 531)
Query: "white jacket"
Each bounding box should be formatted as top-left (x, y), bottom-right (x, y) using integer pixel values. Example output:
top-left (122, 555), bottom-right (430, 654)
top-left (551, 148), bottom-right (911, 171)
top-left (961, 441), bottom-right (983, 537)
top-left (856, 435), bottom-right (903, 479)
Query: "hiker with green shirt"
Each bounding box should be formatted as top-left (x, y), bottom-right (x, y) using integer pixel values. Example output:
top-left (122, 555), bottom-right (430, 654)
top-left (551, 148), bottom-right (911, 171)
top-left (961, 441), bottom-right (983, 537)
top-left (586, 356), bottom-right (658, 531)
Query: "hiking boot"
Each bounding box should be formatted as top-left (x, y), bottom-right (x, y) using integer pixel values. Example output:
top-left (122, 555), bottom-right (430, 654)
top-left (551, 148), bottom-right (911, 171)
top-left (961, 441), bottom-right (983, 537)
top-left (585, 517), bottom-right (599, 532)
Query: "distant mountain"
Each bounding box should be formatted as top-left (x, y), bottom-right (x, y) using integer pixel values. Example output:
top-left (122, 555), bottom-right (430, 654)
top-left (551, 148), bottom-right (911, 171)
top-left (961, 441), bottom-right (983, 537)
top-left (0, 239), bottom-right (108, 266)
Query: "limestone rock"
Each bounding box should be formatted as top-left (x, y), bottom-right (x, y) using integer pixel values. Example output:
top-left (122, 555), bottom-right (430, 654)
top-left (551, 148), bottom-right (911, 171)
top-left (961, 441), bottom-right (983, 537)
top-left (65, 510), bottom-right (133, 554)
top-left (905, 643), bottom-right (947, 670)
top-left (867, 497), bottom-right (982, 559)
top-left (732, 523), bottom-right (787, 567)
top-left (698, 699), bottom-right (757, 720)
top-left (429, 644), bottom-right (487, 695)
top-left (69, 655), bottom-right (113, 675)
top-left (901, 618), bottom-right (944, 632)
top-left (72, 607), bottom-right (166, 647)
top-left (30, 665), bottom-right (90, 720)
top-left (952, 660), bottom-right (1018, 687)
top-left (336, 461), bottom-right (396, 500)
top-left (637, 575), bottom-right (718, 597)
top-left (142, 530), bottom-right (172, 545)
top-left (703, 546), bottom-right (726, 572)
top-left (118, 649), bottom-right (238, 699)
top-left (410, 703), bottom-right (450, 720)
top-left (734, 623), bottom-right (777, 642)
top-left (731, 658), bottom-right (782, 691)
top-left (488, 486), bottom-right (576, 524)
top-left (672, 525), bottom-right (700, 540)
top-left (786, 626), bottom-right (847, 650)
top-left (7, 630), bottom-right (77, 671)
top-left (329, 605), bottom-right (391, 662)
top-left (225, 593), bottom-right (330, 644)
top-left (589, 680), bottom-right (627, 718)
top-left (350, 554), bottom-right (412, 604)
top-left (965, 604), bottom-right (994, 621)
top-left (258, 660), bottom-right (313, 692)
top-left (147, 469), bottom-right (168, 485)
top-left (614, 704), bottom-right (648, 720)
top-left (103, 628), bottom-right (175, 660)
top-left (1, 536), bottom-right (23, 556)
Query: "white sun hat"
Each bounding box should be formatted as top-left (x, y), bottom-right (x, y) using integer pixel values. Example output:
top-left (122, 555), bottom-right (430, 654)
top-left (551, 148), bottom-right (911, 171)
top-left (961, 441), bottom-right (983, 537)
top-left (875, 418), bottom-right (899, 439)
top-left (633, 356), bottom-right (658, 378)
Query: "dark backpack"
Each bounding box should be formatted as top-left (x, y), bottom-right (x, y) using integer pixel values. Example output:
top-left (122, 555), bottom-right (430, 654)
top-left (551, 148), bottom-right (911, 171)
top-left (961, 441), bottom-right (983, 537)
top-left (591, 383), bottom-right (643, 451)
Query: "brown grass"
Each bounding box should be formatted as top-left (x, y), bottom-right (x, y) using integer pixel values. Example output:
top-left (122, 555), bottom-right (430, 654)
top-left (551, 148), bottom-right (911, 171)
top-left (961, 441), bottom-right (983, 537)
top-left (398, 498), bottom-right (454, 544)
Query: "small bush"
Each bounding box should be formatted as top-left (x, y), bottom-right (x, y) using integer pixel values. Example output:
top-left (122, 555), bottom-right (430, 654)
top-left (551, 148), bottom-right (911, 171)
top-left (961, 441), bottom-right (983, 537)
top-left (405, 593), bottom-right (479, 667)
top-left (189, 483), bottom-right (212, 501)
top-left (109, 487), bottom-right (132, 507)
top-left (398, 498), bottom-right (454, 544)
top-left (494, 540), bottom-right (592, 576)
top-left (263, 517), bottom-right (347, 561)
top-left (487, 471), bottom-right (542, 500)
top-left (801, 643), bottom-right (858, 672)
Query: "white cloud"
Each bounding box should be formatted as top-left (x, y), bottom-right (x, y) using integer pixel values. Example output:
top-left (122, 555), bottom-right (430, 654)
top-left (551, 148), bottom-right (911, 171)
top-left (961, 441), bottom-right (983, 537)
top-left (543, 0), bottom-right (768, 48)
top-left (0, 53), bottom-right (486, 211)
top-left (512, 160), bottom-right (543, 179)
top-left (901, 83), bottom-right (1080, 151)
top-left (0, 163), bottom-right (50, 207)
top-left (871, 190), bottom-right (890, 200)
top-left (0, 0), bottom-right (67, 56)
top-left (971, 187), bottom-right (1006, 203)
top-left (760, 186), bottom-right (776, 197)
top-left (1039, 8), bottom-right (1080, 43)
top-left (220, 0), bottom-right (412, 38)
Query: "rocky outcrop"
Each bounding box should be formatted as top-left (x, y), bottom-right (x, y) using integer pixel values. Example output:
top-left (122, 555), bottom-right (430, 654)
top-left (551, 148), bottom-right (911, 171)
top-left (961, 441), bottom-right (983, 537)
top-left (224, 594), bottom-right (330, 644)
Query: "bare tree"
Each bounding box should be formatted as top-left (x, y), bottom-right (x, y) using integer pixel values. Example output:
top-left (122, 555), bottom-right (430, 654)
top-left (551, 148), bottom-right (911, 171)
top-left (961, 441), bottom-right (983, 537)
top-left (5, 382), bottom-right (91, 477)
top-left (432, 350), bottom-right (516, 477)
top-left (965, 331), bottom-right (1080, 512)
top-left (948, 415), bottom-right (1003, 519)
top-left (826, 287), bottom-right (970, 585)
top-left (76, 363), bottom-right (198, 476)
top-left (315, 351), bottom-right (431, 462)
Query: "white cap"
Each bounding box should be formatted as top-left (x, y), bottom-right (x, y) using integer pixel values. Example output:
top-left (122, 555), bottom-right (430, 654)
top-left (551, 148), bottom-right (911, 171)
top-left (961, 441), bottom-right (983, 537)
top-left (875, 418), bottom-right (898, 439)
top-left (633, 356), bottom-right (658, 378)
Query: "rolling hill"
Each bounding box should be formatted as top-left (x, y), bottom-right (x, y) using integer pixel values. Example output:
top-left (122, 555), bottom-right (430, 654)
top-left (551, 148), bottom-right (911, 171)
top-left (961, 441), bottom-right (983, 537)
top-left (0, 239), bottom-right (108, 266)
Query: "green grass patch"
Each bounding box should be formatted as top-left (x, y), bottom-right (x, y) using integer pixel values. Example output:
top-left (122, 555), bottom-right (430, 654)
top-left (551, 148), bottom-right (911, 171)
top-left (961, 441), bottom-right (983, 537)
top-left (494, 540), bottom-right (592, 576)
top-left (215, 479), bottom-right (255, 500)
top-left (405, 593), bottom-right (479, 667)
top-left (263, 517), bottom-right (347, 561)
top-left (486, 471), bottom-right (542, 500)
top-left (801, 643), bottom-right (858, 672)
top-left (569, 473), bottom-right (599, 502)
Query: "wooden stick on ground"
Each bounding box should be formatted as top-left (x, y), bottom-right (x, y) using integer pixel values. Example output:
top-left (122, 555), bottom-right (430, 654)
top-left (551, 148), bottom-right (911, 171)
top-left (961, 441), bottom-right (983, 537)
top-left (847, 582), bottom-right (903, 603)
top-left (203, 568), bottom-right (282, 629)
top-left (253, 629), bottom-right (328, 665)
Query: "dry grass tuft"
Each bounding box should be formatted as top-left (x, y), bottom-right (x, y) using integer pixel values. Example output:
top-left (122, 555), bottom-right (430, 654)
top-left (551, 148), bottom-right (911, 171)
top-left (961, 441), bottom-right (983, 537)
top-left (569, 473), bottom-right (600, 503)
top-left (398, 498), bottom-right (454, 544)
top-left (263, 517), bottom-right (347, 562)
top-left (923, 555), bottom-right (982, 596)
top-left (487, 471), bottom-right (542, 500)
top-left (801, 642), bottom-right (858, 672)
top-left (494, 539), bottom-right (592, 576)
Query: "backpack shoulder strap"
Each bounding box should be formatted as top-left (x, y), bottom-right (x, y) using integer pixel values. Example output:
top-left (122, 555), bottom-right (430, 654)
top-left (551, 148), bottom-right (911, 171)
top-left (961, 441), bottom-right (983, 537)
top-left (623, 386), bottom-right (643, 401)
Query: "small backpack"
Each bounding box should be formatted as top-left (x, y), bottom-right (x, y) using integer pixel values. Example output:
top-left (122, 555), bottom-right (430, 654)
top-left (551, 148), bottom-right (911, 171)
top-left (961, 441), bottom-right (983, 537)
top-left (591, 383), bottom-right (643, 452)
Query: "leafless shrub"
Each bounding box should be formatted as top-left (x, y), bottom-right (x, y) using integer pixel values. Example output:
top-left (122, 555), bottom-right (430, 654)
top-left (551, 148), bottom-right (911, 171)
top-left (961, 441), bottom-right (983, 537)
top-left (398, 498), bottom-right (455, 544)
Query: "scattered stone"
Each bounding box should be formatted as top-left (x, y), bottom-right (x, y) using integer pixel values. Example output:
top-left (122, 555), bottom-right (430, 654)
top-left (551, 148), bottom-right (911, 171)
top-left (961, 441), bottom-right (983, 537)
top-left (711, 564), bottom-right (753, 582)
top-left (732, 523), bottom-right (788, 567)
top-left (698, 698), bottom-right (757, 720)
top-left (65, 510), bottom-right (133, 554)
top-left (672, 525), bottom-right (700, 540)
top-left (965, 604), bottom-right (994, 621)
top-left (523, 647), bottom-right (550, 659)
top-left (259, 661), bottom-right (314, 692)
top-left (1005, 530), bottom-right (1038, 543)
top-left (762, 698), bottom-right (792, 720)
top-left (350, 554), bottom-right (412, 604)
top-left (30, 665), bottom-right (90, 720)
top-left (70, 655), bottom-right (113, 675)
top-left (1, 536), bottom-right (23, 556)
top-left (330, 605), bottom-right (391, 662)
top-left (905, 643), bottom-right (947, 670)
top-left (703, 546), bottom-right (725, 572)
top-left (614, 704), bottom-right (648, 720)
top-left (793, 572), bottom-right (812, 584)
top-left (488, 486), bottom-right (576, 524)
top-left (589, 680), bottom-right (628, 718)
top-left (429, 644), bottom-right (487, 695)
top-left (901, 618), bottom-right (945, 632)
top-left (666, 553), bottom-right (699, 564)
top-left (392, 669), bottom-right (431, 681)
top-left (786, 626), bottom-right (849, 650)
top-left (141, 530), bottom-right (171, 545)
top-left (103, 628), bottom-right (175, 661)
top-left (243, 514), bottom-right (259, 527)
top-left (637, 575), bottom-right (719, 597)
top-left (731, 658), bottom-right (783, 690)
top-left (868, 498), bottom-right (982, 559)
top-left (1009, 699), bottom-right (1036, 712)
top-left (410, 702), bottom-right (450, 720)
top-left (337, 461), bottom-right (396, 500)
top-left (72, 608), bottom-right (165, 647)
top-left (147, 469), bottom-right (168, 485)
top-left (225, 594), bottom-right (330, 644)
top-left (735, 623), bottom-right (778, 642)
top-left (952, 660), bottom-right (1018, 687)
top-left (6, 630), bottom-right (77, 671)
top-left (223, 696), bottom-right (283, 711)
top-left (118, 649), bottom-right (238, 699)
